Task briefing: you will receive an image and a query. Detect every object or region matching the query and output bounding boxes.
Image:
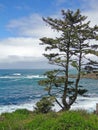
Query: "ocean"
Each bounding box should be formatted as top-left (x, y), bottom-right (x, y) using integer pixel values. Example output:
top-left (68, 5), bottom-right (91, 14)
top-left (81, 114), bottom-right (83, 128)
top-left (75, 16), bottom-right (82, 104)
top-left (0, 69), bottom-right (98, 114)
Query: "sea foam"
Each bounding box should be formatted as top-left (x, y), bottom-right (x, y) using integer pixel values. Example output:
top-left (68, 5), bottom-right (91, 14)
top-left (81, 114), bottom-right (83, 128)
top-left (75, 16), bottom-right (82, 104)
top-left (0, 96), bottom-right (98, 114)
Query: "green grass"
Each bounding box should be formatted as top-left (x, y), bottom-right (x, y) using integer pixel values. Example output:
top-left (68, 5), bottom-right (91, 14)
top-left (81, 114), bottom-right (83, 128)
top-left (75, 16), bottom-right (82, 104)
top-left (0, 109), bottom-right (98, 130)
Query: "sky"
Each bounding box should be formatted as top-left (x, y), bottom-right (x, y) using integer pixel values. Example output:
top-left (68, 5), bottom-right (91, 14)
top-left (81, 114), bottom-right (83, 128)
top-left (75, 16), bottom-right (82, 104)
top-left (0, 0), bottom-right (98, 69)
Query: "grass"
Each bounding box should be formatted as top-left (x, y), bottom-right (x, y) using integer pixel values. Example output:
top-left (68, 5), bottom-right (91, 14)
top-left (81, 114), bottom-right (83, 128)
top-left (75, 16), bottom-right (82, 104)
top-left (0, 109), bottom-right (98, 130)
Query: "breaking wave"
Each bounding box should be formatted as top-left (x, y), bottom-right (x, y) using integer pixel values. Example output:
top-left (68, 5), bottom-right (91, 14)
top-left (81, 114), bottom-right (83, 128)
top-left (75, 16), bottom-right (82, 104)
top-left (0, 95), bottom-right (98, 114)
top-left (0, 74), bottom-right (46, 79)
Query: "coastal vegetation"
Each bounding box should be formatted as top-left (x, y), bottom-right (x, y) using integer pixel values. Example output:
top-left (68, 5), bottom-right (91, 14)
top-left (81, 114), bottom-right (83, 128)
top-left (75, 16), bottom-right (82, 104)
top-left (0, 109), bottom-right (98, 130)
top-left (39, 9), bottom-right (98, 111)
top-left (34, 97), bottom-right (54, 113)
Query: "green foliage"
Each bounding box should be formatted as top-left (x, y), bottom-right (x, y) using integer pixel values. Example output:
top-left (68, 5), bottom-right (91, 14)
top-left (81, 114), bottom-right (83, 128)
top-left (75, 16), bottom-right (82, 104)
top-left (0, 109), bottom-right (33, 130)
top-left (0, 110), bottom-right (98, 130)
top-left (34, 97), bottom-right (54, 113)
top-left (71, 61), bottom-right (78, 70)
top-left (39, 9), bottom-right (98, 111)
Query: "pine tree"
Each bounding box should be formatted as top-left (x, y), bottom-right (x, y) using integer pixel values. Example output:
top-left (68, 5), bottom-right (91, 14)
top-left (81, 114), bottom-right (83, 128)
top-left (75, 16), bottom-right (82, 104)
top-left (39, 9), bottom-right (98, 111)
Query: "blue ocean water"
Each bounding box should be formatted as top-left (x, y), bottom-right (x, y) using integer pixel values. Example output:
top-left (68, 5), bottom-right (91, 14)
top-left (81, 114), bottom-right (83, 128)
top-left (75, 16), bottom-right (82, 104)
top-left (0, 69), bottom-right (98, 114)
top-left (0, 69), bottom-right (47, 104)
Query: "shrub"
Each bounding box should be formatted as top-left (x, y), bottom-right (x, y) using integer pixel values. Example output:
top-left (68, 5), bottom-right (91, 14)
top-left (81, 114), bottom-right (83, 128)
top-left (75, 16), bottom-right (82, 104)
top-left (34, 97), bottom-right (54, 113)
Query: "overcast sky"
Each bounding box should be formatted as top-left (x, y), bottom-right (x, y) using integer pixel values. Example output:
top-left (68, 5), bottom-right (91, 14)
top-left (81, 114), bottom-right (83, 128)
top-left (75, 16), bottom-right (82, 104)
top-left (0, 0), bottom-right (98, 69)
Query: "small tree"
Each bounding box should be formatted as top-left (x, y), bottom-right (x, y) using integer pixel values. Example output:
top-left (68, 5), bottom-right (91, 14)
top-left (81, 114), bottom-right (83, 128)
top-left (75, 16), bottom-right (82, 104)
top-left (39, 9), bottom-right (98, 111)
top-left (34, 97), bottom-right (54, 113)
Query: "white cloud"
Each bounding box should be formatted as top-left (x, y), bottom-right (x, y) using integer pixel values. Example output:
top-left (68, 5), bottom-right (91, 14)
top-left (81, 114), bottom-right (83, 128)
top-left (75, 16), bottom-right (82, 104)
top-left (1, 4), bottom-right (98, 68)
top-left (80, 0), bottom-right (98, 26)
top-left (2, 13), bottom-right (60, 67)
top-left (6, 13), bottom-right (59, 38)
top-left (0, 37), bottom-right (45, 63)
top-left (82, 0), bottom-right (98, 10)
top-left (83, 10), bottom-right (98, 27)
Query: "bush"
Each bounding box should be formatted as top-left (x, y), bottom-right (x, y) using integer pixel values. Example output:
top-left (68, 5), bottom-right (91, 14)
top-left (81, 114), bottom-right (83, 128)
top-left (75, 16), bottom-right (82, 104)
top-left (34, 97), bottom-right (54, 113)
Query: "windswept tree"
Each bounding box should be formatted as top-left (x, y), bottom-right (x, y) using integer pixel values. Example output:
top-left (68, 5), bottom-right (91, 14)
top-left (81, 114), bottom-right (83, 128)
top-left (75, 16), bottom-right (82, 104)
top-left (39, 9), bottom-right (98, 111)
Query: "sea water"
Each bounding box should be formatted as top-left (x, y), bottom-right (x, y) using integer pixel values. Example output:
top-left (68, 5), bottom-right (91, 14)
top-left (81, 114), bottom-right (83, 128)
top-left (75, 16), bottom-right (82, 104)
top-left (0, 69), bottom-right (98, 114)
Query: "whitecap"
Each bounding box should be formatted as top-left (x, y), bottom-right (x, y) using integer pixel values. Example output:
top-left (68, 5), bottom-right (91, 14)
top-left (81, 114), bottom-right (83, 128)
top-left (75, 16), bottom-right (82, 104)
top-left (71, 96), bottom-right (98, 112)
top-left (26, 75), bottom-right (46, 79)
top-left (0, 96), bottom-right (98, 114)
top-left (0, 74), bottom-right (46, 79)
top-left (0, 100), bottom-right (38, 115)
top-left (12, 73), bottom-right (21, 76)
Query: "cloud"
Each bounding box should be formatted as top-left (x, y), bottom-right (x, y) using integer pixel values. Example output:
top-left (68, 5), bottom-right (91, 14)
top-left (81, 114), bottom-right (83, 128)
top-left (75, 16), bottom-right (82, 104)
top-left (81, 0), bottom-right (98, 27)
top-left (82, 0), bottom-right (98, 10)
top-left (6, 13), bottom-right (59, 38)
top-left (3, 13), bottom-right (60, 68)
top-left (83, 11), bottom-right (98, 27)
top-left (2, 4), bottom-right (98, 68)
top-left (0, 37), bottom-right (45, 63)
top-left (0, 59), bottom-right (56, 69)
